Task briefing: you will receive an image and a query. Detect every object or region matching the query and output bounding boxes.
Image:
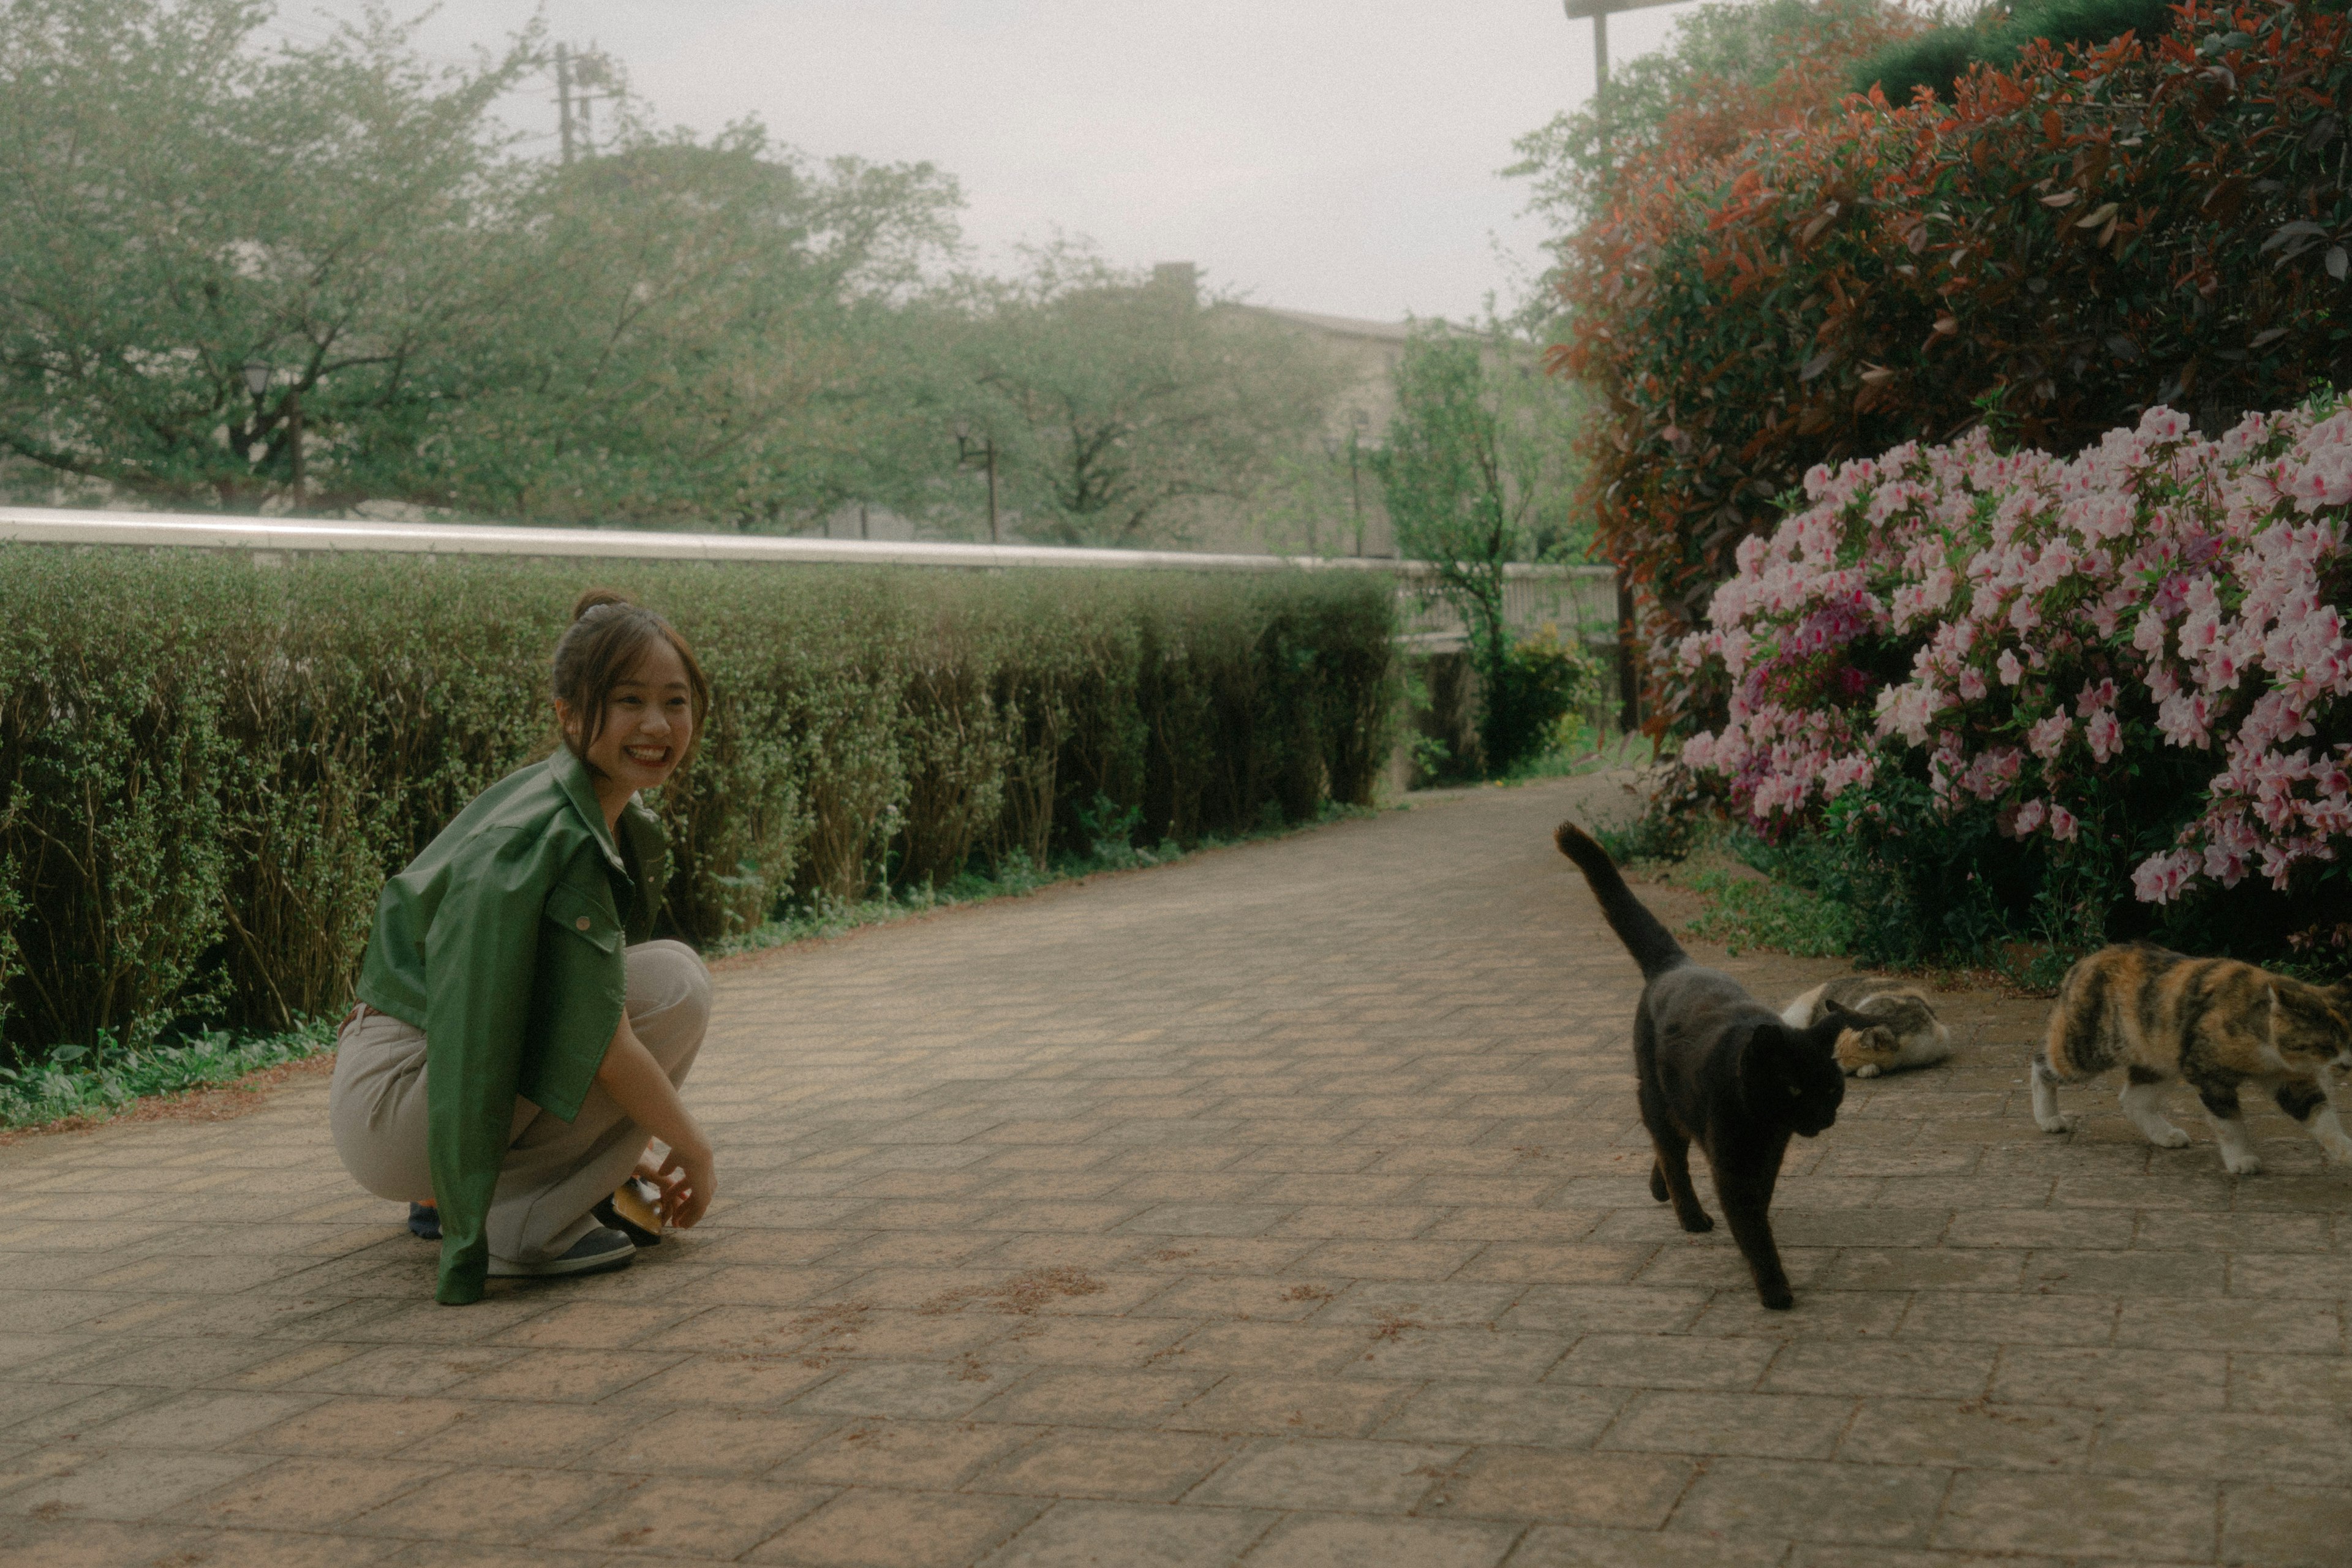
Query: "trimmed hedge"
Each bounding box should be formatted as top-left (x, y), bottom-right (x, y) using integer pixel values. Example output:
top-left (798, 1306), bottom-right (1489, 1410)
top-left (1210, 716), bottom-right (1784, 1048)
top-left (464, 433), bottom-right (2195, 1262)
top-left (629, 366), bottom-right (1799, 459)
top-left (0, 549), bottom-right (1396, 1061)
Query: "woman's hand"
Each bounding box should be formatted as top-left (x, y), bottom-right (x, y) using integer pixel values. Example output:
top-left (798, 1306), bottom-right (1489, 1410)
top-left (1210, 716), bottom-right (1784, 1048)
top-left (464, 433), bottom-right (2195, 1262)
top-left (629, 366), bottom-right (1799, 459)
top-left (597, 1016), bottom-right (718, 1228)
top-left (653, 1140), bottom-right (717, 1229)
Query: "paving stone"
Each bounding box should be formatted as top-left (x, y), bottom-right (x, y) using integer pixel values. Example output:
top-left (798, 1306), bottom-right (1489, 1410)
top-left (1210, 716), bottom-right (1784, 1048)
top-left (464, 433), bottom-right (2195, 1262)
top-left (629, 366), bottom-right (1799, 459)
top-left (750, 1487), bottom-right (1039, 1567)
top-left (2092, 1408), bottom-right (2352, 1483)
top-left (0, 1447), bottom-right (273, 1522)
top-left (1840, 1396), bottom-right (2093, 1470)
top-left (1670, 1457), bottom-right (1949, 1548)
top-left (978, 1499), bottom-right (1275, 1568)
top-left (1933, 1470), bottom-right (2218, 1559)
top-left (75, 1390), bottom-right (320, 1450)
top-left (342, 1464), bottom-right (613, 1543)
top-left (972, 1428), bottom-right (1240, 1502)
top-left (542, 1474), bottom-right (836, 1557)
top-left (1763, 1340), bottom-right (1996, 1400)
top-left (1166, 1376), bottom-right (1409, 1438)
top-left (1991, 1345), bottom-right (2230, 1411)
top-left (1546, 1333), bottom-right (1778, 1391)
top-left (1510, 1526), bottom-right (1795, 1567)
top-left (1186, 1436), bottom-right (1458, 1512)
top-left (2221, 1482), bottom-right (2352, 1568)
top-left (1600, 1390), bottom-right (1855, 1459)
top-left (1234, 1513), bottom-right (1518, 1568)
top-left (1421, 1446), bottom-right (1692, 1528)
top-left (1374, 1382), bottom-right (1627, 1447)
top-left (170, 1456), bottom-right (445, 1529)
top-left (6, 774), bottom-right (2350, 1566)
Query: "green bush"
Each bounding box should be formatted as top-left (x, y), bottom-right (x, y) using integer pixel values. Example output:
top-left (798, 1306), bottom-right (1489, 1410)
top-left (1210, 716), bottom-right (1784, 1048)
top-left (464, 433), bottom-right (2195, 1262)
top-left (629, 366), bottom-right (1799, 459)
top-left (1559, 0), bottom-right (2352, 697)
top-left (1487, 624), bottom-right (1606, 774)
top-left (1853, 0), bottom-right (2180, 104)
top-left (0, 549), bottom-right (1397, 1067)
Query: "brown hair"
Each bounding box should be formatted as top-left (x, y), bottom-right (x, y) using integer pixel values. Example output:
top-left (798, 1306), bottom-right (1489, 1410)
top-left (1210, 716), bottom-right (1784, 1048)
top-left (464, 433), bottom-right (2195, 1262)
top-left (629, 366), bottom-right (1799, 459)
top-left (551, 587), bottom-right (711, 769)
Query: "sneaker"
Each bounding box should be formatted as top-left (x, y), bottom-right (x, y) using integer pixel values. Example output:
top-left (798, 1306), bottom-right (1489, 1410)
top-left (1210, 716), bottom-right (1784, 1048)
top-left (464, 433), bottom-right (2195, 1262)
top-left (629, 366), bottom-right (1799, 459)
top-left (407, 1203), bottom-right (440, 1242)
top-left (486, 1226), bottom-right (636, 1278)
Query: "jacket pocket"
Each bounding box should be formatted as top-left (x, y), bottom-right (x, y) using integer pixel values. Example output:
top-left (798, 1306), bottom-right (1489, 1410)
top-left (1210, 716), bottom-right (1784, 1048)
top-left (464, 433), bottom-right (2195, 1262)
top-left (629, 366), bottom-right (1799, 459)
top-left (543, 880), bottom-right (622, 956)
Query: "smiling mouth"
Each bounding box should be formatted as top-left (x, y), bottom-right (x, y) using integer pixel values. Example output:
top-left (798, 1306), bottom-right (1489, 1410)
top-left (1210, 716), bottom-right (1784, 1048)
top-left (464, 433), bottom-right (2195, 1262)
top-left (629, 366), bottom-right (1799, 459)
top-left (623, 745), bottom-right (672, 767)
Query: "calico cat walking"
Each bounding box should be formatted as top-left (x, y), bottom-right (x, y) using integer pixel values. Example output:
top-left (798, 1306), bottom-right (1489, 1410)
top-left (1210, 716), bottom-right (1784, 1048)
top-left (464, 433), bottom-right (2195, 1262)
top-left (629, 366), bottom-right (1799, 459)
top-left (1781, 975), bottom-right (1953, 1078)
top-left (2032, 943), bottom-right (2352, 1175)
top-left (1556, 821), bottom-right (1858, 1310)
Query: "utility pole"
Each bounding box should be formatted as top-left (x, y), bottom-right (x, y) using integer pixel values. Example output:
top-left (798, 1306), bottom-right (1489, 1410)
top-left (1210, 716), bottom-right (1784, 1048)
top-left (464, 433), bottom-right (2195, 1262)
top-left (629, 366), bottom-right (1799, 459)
top-left (556, 42), bottom-right (574, 165)
top-left (956, 425), bottom-right (999, 543)
top-left (287, 383), bottom-right (304, 505)
top-left (1562, 0), bottom-right (1677, 734)
top-left (555, 43), bottom-right (620, 163)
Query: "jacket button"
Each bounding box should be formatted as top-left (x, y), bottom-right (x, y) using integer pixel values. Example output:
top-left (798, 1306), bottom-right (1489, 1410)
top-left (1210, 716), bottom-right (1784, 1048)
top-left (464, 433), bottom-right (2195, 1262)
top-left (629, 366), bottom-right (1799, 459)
top-left (576, 916), bottom-right (592, 931)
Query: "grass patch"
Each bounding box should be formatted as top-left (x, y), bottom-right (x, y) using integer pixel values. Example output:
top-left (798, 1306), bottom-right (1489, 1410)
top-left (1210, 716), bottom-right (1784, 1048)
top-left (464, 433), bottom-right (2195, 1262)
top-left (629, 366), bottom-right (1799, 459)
top-left (1679, 861), bottom-right (1858, 959)
top-left (1600, 819), bottom-right (1856, 960)
top-left (1, 1016), bottom-right (339, 1131)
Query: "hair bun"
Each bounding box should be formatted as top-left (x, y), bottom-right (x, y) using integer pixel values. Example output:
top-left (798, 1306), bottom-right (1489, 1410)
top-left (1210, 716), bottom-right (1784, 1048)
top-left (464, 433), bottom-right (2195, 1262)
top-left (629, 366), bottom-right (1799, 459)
top-left (572, 587), bottom-right (633, 622)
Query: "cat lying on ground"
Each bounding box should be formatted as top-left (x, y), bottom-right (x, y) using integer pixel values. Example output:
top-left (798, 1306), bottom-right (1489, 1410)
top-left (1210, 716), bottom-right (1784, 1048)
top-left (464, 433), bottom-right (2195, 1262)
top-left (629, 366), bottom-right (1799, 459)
top-left (1781, 975), bottom-right (1953, 1078)
top-left (2032, 941), bottom-right (2352, 1175)
top-left (1556, 821), bottom-right (1860, 1310)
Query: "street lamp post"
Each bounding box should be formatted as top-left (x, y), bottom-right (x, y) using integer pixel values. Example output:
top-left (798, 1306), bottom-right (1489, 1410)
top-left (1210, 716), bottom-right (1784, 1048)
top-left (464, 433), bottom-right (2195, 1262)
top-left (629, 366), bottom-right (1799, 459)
top-left (954, 422), bottom-right (998, 544)
top-left (241, 359), bottom-right (303, 507)
top-left (1348, 409), bottom-right (1370, 557)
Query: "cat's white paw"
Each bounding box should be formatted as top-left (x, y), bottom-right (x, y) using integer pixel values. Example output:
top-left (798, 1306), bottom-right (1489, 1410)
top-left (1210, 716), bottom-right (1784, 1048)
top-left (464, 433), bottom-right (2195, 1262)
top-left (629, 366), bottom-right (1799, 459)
top-left (2149, 1125), bottom-right (2192, 1149)
top-left (2222, 1151), bottom-right (2263, 1176)
top-left (2035, 1111), bottom-right (2079, 1134)
top-left (1853, 1063), bottom-right (1882, 1079)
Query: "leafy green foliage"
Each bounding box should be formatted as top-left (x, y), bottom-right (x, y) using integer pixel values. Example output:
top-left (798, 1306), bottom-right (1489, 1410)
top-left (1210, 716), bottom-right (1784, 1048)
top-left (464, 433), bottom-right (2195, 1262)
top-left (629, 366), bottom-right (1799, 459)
top-left (1488, 624), bottom-right (1607, 777)
top-left (1374, 327), bottom-right (1588, 774)
top-left (0, 1015), bottom-right (337, 1130)
top-left (1854, 0), bottom-right (2182, 104)
top-left (0, 549), bottom-right (1397, 1069)
top-left (924, 244), bottom-right (1348, 546)
top-left (1506, 0), bottom-right (1925, 239)
top-left (0, 6), bottom-right (1349, 545)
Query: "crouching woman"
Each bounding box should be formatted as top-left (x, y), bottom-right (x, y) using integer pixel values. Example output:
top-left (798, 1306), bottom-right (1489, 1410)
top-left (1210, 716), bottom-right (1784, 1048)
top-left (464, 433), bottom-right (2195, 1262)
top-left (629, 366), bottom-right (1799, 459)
top-left (331, 589), bottom-right (720, 1305)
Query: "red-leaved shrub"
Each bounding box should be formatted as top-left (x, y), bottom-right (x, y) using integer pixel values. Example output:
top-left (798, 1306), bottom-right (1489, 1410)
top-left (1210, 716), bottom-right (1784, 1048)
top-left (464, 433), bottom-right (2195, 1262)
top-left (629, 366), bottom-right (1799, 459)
top-left (1558, 0), bottom-right (2352, 719)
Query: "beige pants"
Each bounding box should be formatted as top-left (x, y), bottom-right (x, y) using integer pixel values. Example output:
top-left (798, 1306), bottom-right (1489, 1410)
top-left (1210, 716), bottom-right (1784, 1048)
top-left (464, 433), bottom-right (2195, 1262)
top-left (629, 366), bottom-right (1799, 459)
top-left (329, 940), bottom-right (710, 1264)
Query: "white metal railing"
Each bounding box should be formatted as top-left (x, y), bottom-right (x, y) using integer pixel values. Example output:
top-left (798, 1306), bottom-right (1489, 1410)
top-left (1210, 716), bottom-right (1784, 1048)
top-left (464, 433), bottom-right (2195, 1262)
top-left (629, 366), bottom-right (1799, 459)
top-left (0, 505), bottom-right (1609, 582)
top-left (0, 505), bottom-right (1618, 654)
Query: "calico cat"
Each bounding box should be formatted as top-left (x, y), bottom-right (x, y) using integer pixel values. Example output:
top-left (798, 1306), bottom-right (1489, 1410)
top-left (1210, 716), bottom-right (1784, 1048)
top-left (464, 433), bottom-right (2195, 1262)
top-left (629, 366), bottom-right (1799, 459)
top-left (1781, 975), bottom-right (1953, 1078)
top-left (1556, 821), bottom-right (1858, 1310)
top-left (2032, 942), bottom-right (2352, 1175)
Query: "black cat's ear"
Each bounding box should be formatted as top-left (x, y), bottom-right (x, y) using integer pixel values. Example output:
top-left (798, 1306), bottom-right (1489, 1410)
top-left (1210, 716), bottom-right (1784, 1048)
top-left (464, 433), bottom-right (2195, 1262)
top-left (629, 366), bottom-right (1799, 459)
top-left (1803, 1000), bottom-right (1866, 1049)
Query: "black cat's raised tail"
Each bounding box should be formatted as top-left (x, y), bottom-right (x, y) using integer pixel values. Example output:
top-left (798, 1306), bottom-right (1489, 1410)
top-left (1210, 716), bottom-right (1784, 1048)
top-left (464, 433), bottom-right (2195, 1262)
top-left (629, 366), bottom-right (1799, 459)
top-left (1555, 821), bottom-right (1687, 980)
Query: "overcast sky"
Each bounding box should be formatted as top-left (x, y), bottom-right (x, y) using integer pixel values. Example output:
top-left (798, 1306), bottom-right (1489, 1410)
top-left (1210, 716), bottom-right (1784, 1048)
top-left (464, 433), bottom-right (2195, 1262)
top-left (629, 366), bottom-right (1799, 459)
top-left (273, 1), bottom-right (1709, 323)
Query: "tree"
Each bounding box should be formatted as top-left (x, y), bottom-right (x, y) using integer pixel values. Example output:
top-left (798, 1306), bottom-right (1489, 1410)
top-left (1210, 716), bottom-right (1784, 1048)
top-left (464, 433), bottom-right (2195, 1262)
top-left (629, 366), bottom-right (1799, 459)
top-left (931, 244), bottom-right (1345, 548)
top-left (0, 0), bottom-right (545, 510)
top-left (421, 130), bottom-right (963, 529)
top-left (1376, 324), bottom-right (1588, 771)
top-left (0, 0), bottom-right (965, 526)
top-left (1504, 0), bottom-right (1920, 236)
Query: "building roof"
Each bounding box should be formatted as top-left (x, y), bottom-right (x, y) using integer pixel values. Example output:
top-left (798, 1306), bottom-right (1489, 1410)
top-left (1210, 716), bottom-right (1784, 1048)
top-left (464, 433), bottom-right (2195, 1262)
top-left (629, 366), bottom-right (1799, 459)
top-left (1229, 304), bottom-right (1417, 344)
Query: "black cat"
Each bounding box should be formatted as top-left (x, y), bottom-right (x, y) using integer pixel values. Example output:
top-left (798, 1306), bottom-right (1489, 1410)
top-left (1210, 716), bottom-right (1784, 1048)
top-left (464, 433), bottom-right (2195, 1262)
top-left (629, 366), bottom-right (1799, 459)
top-left (1555, 821), bottom-right (1855, 1310)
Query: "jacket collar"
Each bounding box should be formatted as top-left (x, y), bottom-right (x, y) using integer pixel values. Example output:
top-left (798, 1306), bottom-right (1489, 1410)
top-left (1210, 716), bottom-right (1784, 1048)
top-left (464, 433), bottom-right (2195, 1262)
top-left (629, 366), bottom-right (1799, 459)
top-left (549, 744), bottom-right (630, 880)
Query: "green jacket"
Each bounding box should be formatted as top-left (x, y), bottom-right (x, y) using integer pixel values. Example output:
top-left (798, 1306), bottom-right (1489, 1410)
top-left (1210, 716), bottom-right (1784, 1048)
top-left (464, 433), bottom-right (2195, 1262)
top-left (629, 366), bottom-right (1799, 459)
top-left (356, 745), bottom-right (668, 1304)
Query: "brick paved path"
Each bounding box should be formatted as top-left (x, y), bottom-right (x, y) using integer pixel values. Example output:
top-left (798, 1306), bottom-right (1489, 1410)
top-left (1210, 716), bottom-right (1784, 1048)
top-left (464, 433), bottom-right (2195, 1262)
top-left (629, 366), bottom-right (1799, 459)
top-left (2, 775), bottom-right (2348, 1567)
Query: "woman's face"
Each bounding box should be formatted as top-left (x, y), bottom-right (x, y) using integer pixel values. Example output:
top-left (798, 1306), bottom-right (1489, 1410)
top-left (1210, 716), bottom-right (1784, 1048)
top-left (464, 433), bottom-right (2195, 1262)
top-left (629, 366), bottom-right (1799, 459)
top-left (565, 636), bottom-right (695, 798)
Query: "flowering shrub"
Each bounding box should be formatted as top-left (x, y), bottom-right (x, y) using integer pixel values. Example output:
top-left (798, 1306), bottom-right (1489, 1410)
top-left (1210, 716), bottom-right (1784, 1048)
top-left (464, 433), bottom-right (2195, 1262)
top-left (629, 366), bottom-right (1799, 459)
top-left (1556, 0), bottom-right (2352, 710)
top-left (1678, 395), bottom-right (2352, 953)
